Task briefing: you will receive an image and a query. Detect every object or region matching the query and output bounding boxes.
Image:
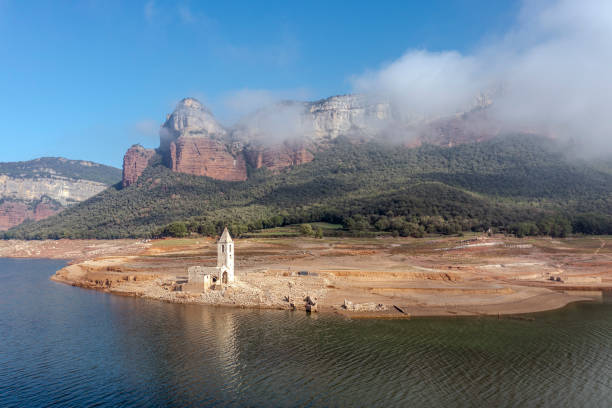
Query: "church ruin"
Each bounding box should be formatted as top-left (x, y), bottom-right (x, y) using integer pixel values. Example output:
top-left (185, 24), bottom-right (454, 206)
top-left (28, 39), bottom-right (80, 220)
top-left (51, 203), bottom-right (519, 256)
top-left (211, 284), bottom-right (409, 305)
top-left (187, 227), bottom-right (235, 290)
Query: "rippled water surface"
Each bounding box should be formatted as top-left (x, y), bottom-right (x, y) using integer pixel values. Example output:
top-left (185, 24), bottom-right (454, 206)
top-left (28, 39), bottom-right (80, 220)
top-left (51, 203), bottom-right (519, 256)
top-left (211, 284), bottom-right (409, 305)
top-left (1, 258), bottom-right (611, 407)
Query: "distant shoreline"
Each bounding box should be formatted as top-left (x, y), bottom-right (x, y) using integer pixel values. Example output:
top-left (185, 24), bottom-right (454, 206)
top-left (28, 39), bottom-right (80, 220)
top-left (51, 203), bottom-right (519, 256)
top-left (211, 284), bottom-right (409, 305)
top-left (2, 236), bottom-right (609, 318)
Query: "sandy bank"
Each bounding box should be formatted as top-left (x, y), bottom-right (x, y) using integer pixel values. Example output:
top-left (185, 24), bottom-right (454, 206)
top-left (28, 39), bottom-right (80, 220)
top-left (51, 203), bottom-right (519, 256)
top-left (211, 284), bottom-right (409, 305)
top-left (0, 239), bottom-right (149, 261)
top-left (37, 235), bottom-right (612, 318)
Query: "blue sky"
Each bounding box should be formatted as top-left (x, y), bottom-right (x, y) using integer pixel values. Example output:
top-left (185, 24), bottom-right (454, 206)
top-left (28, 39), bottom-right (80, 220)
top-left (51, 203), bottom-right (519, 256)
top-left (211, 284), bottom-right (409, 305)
top-left (0, 1), bottom-right (520, 167)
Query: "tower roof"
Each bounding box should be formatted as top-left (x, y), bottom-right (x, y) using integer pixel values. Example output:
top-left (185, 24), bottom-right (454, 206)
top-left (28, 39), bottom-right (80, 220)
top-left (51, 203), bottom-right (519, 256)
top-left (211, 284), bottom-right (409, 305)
top-left (219, 227), bottom-right (233, 243)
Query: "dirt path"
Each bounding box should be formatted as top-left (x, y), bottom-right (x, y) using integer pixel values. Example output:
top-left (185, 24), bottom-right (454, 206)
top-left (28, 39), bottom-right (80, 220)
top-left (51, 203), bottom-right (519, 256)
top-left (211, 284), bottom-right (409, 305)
top-left (595, 239), bottom-right (606, 255)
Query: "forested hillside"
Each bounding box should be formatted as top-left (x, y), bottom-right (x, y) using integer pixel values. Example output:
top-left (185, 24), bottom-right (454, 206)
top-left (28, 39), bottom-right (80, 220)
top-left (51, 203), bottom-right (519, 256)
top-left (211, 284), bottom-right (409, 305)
top-left (4, 135), bottom-right (612, 239)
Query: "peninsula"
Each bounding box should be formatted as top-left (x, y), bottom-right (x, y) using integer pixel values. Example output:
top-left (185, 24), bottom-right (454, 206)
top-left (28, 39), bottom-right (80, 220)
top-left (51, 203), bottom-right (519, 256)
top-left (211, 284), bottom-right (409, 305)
top-left (2, 233), bottom-right (609, 318)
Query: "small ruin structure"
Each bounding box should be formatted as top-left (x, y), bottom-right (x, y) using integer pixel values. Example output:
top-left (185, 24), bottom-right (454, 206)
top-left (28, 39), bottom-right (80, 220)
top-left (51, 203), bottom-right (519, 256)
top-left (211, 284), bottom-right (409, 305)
top-left (187, 227), bottom-right (235, 290)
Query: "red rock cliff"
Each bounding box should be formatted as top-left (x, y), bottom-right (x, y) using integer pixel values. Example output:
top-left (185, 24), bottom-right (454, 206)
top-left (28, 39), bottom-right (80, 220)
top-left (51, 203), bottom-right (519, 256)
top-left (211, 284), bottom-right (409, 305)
top-left (0, 200), bottom-right (62, 231)
top-left (245, 143), bottom-right (314, 171)
top-left (122, 145), bottom-right (156, 187)
top-left (170, 137), bottom-right (247, 181)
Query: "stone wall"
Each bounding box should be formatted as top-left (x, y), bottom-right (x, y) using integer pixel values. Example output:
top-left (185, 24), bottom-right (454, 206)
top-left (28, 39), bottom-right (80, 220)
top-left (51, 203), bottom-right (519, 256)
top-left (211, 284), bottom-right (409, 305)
top-left (187, 266), bottom-right (218, 292)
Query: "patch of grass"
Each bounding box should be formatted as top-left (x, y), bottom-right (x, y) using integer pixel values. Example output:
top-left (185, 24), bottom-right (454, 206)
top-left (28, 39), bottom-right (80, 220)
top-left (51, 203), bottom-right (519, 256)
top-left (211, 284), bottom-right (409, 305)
top-left (245, 222), bottom-right (345, 238)
top-left (309, 222), bottom-right (343, 230)
top-left (243, 225), bottom-right (301, 238)
top-left (151, 238), bottom-right (209, 248)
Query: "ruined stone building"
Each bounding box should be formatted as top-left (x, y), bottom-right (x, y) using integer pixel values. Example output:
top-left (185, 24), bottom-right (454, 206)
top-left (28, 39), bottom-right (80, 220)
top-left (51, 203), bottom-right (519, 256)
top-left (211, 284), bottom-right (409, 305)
top-left (188, 228), bottom-right (235, 290)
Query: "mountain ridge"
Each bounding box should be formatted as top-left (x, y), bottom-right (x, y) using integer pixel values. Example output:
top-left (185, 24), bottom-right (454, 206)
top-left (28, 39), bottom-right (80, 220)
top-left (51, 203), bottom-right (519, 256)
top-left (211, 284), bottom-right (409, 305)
top-left (0, 157), bottom-right (121, 230)
top-left (8, 135), bottom-right (612, 239)
top-left (121, 94), bottom-right (500, 187)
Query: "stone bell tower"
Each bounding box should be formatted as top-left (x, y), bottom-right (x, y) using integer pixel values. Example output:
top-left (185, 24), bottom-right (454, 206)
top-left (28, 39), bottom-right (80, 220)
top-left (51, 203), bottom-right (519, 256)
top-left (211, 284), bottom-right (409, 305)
top-left (217, 227), bottom-right (234, 283)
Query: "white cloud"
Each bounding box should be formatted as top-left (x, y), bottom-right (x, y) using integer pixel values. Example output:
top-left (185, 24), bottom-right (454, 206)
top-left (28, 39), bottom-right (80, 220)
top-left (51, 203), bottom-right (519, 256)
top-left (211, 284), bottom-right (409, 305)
top-left (219, 88), bottom-right (312, 122)
top-left (351, 0), bottom-right (612, 154)
top-left (132, 119), bottom-right (159, 138)
top-left (219, 88), bottom-right (313, 144)
top-left (353, 50), bottom-right (489, 121)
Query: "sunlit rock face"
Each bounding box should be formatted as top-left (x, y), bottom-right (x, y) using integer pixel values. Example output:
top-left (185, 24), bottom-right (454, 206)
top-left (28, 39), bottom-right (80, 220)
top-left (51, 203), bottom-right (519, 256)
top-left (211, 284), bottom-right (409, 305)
top-left (160, 97), bottom-right (228, 154)
top-left (157, 98), bottom-right (247, 180)
top-left (122, 145), bottom-right (156, 187)
top-left (307, 95), bottom-right (391, 142)
top-left (0, 198), bottom-right (62, 231)
top-left (170, 137), bottom-right (247, 181)
top-left (0, 173), bottom-right (110, 230)
top-left (0, 157), bottom-right (120, 230)
top-left (0, 175), bottom-right (108, 206)
top-left (124, 93), bottom-right (499, 183)
top-left (235, 94), bottom-right (391, 144)
top-left (244, 142), bottom-right (314, 172)
top-left (229, 95), bottom-right (389, 171)
top-left (157, 97), bottom-right (313, 179)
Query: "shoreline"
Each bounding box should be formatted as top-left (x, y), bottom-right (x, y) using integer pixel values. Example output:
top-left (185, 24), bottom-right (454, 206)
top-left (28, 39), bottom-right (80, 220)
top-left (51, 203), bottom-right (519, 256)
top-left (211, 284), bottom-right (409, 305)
top-left (50, 270), bottom-right (603, 319)
top-left (10, 235), bottom-right (607, 319)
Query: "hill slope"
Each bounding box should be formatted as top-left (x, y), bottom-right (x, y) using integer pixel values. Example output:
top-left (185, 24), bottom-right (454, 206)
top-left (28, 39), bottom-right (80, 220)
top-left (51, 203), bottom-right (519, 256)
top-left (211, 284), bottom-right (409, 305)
top-left (0, 157), bottom-right (122, 230)
top-left (5, 135), bottom-right (611, 239)
top-left (0, 157), bottom-right (121, 184)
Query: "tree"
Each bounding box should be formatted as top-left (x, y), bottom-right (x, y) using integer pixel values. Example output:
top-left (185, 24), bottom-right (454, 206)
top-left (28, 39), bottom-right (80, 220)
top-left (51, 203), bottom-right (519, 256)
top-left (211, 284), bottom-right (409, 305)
top-left (162, 222), bottom-right (188, 237)
top-left (315, 227), bottom-right (323, 239)
top-left (299, 223), bottom-right (314, 236)
top-left (510, 222), bottom-right (538, 238)
top-left (374, 216), bottom-right (390, 231)
top-left (197, 222), bottom-right (216, 236)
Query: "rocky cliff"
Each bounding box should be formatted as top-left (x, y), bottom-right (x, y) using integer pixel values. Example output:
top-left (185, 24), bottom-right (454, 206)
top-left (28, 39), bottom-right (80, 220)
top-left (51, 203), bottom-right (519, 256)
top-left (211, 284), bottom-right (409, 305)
top-left (159, 97), bottom-right (227, 157)
top-left (0, 158), bottom-right (121, 230)
top-left (123, 94), bottom-right (498, 184)
top-left (307, 94), bottom-right (391, 141)
top-left (152, 95), bottom-right (384, 179)
top-left (0, 198), bottom-right (62, 231)
top-left (0, 174), bottom-right (109, 206)
top-left (122, 145), bottom-right (156, 187)
top-left (155, 98), bottom-right (247, 181)
top-left (244, 142), bottom-right (314, 171)
top-left (170, 137), bottom-right (247, 181)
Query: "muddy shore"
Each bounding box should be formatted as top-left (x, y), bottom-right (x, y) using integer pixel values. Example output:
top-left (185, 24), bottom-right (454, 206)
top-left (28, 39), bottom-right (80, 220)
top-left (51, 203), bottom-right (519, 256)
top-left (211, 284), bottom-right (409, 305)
top-left (2, 235), bottom-right (610, 318)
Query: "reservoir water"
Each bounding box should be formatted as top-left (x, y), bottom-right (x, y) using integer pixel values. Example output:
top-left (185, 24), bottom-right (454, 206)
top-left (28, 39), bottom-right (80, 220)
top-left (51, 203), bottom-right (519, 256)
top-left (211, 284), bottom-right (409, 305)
top-left (1, 258), bottom-right (611, 407)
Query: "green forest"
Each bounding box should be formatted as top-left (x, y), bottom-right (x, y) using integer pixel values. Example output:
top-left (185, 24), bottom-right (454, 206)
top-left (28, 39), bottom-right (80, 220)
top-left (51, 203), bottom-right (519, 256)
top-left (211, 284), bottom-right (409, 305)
top-left (4, 135), bottom-right (612, 239)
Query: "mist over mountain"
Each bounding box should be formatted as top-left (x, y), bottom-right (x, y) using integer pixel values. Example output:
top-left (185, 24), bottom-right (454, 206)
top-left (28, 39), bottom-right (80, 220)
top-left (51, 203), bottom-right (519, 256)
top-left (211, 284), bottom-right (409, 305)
top-left (4, 0), bottom-right (612, 240)
top-left (354, 0), bottom-right (612, 155)
top-left (121, 91), bottom-right (503, 188)
top-left (209, 0), bottom-right (612, 156)
top-left (7, 127), bottom-right (612, 240)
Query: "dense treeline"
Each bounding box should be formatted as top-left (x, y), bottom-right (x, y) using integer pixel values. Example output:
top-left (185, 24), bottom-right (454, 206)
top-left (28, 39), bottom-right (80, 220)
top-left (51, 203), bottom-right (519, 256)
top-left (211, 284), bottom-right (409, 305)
top-left (155, 210), bottom-right (610, 239)
top-left (3, 135), bottom-right (612, 239)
